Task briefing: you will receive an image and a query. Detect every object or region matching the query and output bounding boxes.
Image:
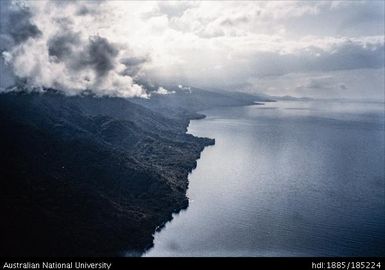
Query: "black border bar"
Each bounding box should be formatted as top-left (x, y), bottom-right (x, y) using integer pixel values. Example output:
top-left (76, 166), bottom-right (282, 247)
top-left (0, 258), bottom-right (384, 270)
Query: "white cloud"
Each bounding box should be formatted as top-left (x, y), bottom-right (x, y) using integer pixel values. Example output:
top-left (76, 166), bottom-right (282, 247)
top-left (153, 86), bottom-right (175, 95)
top-left (0, 0), bottom-right (384, 99)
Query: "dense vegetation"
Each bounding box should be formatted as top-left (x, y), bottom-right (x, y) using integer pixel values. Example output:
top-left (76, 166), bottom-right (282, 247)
top-left (0, 88), bottom-right (259, 256)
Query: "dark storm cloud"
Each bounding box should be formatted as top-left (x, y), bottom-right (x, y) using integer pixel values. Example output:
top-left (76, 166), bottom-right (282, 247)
top-left (8, 8), bottom-right (41, 45)
top-left (0, 0), bottom-right (146, 95)
top-left (48, 31), bottom-right (81, 61)
top-left (0, 1), bottom-right (41, 47)
top-left (47, 13), bottom-right (120, 78)
top-left (50, 34), bottom-right (120, 78)
top-left (83, 36), bottom-right (119, 77)
top-left (76, 5), bottom-right (93, 16)
top-left (0, 0), bottom-right (41, 88)
top-left (120, 56), bottom-right (150, 76)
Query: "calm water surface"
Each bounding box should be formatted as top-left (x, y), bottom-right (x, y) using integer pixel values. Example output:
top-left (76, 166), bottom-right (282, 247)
top-left (145, 100), bottom-right (385, 256)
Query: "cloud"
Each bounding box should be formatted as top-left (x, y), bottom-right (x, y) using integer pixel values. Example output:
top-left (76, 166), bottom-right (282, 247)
top-left (142, 1), bottom-right (198, 20)
top-left (220, 16), bottom-right (250, 27)
top-left (246, 37), bottom-right (384, 76)
top-left (75, 4), bottom-right (103, 16)
top-left (120, 56), bottom-right (150, 76)
top-left (242, 68), bottom-right (384, 100)
top-left (294, 76), bottom-right (347, 94)
top-left (47, 31), bottom-right (81, 62)
top-left (81, 36), bottom-right (119, 77)
top-left (153, 86), bottom-right (175, 95)
top-left (0, 0), bottom-right (383, 100)
top-left (0, 1), bottom-right (42, 48)
top-left (0, 0), bottom-right (148, 97)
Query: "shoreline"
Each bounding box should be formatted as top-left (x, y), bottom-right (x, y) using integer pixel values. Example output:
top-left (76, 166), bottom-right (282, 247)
top-left (140, 113), bottom-right (215, 256)
top-left (142, 104), bottom-right (263, 256)
top-left (0, 92), bottom-right (215, 256)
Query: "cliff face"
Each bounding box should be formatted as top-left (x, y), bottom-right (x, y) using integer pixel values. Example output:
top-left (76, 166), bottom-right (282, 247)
top-left (0, 91), bottom-right (214, 256)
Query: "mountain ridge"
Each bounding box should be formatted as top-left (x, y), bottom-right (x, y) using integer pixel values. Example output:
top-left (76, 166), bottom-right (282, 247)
top-left (0, 87), bottom-right (257, 256)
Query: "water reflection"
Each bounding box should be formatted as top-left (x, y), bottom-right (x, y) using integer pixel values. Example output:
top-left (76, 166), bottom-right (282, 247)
top-left (145, 100), bottom-right (385, 257)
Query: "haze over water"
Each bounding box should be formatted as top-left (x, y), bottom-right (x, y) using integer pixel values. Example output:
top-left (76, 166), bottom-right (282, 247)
top-left (145, 100), bottom-right (384, 257)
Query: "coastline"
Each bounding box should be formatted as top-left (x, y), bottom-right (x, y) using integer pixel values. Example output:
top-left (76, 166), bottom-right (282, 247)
top-left (140, 113), bottom-right (215, 256)
top-left (143, 103), bottom-right (269, 255)
top-left (141, 100), bottom-right (385, 257)
top-left (0, 92), bottom-right (215, 256)
top-left (0, 91), bottom-right (262, 256)
top-left (143, 104), bottom-right (264, 256)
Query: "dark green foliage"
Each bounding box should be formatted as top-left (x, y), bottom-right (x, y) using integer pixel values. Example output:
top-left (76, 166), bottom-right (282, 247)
top-left (0, 91), bottom-right (213, 256)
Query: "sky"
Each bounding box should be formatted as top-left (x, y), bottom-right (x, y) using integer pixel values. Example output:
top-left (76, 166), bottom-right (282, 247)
top-left (0, 0), bottom-right (384, 100)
